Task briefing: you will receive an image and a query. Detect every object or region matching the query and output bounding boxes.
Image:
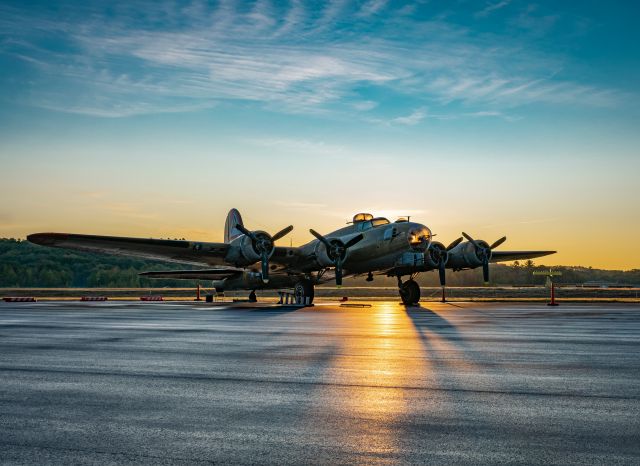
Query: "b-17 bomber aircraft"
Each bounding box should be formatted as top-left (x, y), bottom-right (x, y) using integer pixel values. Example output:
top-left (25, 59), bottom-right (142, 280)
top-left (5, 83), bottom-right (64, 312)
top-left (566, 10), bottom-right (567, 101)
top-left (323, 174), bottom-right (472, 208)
top-left (28, 209), bottom-right (555, 305)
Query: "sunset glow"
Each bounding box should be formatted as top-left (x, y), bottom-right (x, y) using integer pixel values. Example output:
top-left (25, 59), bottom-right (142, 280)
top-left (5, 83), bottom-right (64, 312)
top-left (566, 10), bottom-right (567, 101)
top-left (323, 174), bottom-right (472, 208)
top-left (1, 1), bottom-right (638, 269)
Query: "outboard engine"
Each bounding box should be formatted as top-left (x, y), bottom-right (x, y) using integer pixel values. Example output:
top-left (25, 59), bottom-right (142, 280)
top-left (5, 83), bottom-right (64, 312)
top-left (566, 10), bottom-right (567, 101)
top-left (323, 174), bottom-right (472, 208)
top-left (222, 209), bottom-right (293, 283)
top-left (226, 231), bottom-right (275, 267)
top-left (447, 232), bottom-right (507, 283)
top-left (446, 240), bottom-right (491, 269)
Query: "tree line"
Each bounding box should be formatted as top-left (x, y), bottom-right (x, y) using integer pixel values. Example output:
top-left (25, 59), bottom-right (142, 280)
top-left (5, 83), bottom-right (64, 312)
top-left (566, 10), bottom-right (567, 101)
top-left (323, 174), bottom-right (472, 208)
top-left (1, 238), bottom-right (639, 288)
top-left (0, 238), bottom-right (199, 288)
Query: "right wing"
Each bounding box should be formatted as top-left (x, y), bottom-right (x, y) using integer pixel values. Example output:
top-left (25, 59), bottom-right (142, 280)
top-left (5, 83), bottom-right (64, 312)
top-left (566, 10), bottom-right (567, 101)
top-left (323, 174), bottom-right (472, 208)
top-left (27, 233), bottom-right (229, 267)
top-left (490, 250), bottom-right (556, 263)
top-left (139, 268), bottom-right (243, 280)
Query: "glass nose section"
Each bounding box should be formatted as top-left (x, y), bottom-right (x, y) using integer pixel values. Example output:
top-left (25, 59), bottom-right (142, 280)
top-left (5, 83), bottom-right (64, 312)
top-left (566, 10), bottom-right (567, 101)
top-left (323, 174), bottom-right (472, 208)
top-left (408, 226), bottom-right (431, 249)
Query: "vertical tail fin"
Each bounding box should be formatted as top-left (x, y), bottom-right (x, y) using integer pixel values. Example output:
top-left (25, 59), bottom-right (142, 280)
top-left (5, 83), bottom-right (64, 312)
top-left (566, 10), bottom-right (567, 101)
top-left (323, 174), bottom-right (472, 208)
top-left (224, 208), bottom-right (245, 243)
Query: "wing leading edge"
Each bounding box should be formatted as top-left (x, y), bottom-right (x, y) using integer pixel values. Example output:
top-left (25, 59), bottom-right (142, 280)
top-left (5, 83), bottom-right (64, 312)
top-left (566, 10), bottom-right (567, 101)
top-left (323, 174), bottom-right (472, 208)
top-left (27, 233), bottom-right (229, 267)
top-left (490, 250), bottom-right (556, 263)
top-left (139, 269), bottom-right (243, 280)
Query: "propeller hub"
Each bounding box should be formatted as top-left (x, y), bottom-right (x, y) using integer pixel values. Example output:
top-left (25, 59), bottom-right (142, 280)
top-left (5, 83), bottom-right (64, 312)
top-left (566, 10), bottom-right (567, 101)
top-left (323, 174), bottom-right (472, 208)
top-left (234, 223), bottom-right (293, 284)
top-left (310, 229), bottom-right (364, 286)
top-left (427, 242), bottom-right (448, 268)
top-left (328, 240), bottom-right (347, 262)
top-left (253, 233), bottom-right (274, 255)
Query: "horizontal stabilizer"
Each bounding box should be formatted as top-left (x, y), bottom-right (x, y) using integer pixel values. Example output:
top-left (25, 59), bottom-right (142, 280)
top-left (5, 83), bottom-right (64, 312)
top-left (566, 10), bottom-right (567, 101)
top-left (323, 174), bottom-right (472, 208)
top-left (139, 268), bottom-right (242, 280)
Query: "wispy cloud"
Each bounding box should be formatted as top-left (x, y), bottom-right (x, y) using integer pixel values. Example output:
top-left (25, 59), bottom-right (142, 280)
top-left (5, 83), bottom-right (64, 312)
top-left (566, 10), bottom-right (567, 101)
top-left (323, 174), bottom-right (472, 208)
top-left (0, 0), bottom-right (624, 118)
top-left (390, 108), bottom-right (427, 126)
top-left (275, 201), bottom-right (327, 209)
top-left (352, 100), bottom-right (378, 111)
top-left (357, 0), bottom-right (388, 17)
top-left (249, 137), bottom-right (349, 157)
top-left (103, 202), bottom-right (159, 220)
top-left (476, 0), bottom-right (512, 17)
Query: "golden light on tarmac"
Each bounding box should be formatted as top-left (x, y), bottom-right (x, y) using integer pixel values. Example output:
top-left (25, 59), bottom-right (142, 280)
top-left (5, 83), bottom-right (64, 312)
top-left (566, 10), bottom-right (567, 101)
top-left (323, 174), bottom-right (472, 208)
top-left (313, 302), bottom-right (439, 459)
top-left (301, 302), bottom-right (494, 461)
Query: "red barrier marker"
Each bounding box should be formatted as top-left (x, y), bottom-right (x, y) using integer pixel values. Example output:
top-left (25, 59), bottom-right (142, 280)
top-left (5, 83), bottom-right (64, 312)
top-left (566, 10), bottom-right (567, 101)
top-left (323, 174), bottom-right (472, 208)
top-left (140, 296), bottom-right (163, 301)
top-left (81, 297), bottom-right (108, 301)
top-left (3, 297), bottom-right (36, 302)
top-left (533, 268), bottom-right (562, 306)
top-left (548, 282), bottom-right (558, 306)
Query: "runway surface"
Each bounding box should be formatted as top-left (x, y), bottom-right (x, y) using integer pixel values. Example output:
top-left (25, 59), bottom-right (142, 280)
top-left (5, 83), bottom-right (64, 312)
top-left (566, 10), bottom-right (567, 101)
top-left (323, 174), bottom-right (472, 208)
top-left (1, 301), bottom-right (639, 465)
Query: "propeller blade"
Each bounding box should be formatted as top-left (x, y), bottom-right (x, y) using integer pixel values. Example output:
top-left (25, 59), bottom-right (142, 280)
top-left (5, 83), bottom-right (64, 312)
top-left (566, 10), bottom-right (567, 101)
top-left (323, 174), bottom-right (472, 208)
top-left (272, 225), bottom-right (293, 242)
top-left (235, 223), bottom-right (256, 241)
top-left (261, 251), bottom-right (270, 283)
top-left (344, 233), bottom-right (364, 249)
top-left (335, 261), bottom-right (343, 286)
top-left (446, 237), bottom-right (463, 250)
top-left (309, 229), bottom-right (332, 249)
top-left (438, 262), bottom-right (446, 287)
top-left (490, 236), bottom-right (507, 250)
top-left (482, 260), bottom-right (490, 284)
top-left (462, 232), bottom-right (481, 250)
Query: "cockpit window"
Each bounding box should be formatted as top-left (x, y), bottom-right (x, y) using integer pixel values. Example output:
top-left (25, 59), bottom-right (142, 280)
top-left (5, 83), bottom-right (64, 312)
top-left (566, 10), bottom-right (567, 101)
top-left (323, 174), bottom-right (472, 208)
top-left (353, 213), bottom-right (374, 223)
top-left (371, 218), bottom-right (390, 227)
top-left (356, 221), bottom-right (372, 232)
top-left (354, 217), bottom-right (390, 231)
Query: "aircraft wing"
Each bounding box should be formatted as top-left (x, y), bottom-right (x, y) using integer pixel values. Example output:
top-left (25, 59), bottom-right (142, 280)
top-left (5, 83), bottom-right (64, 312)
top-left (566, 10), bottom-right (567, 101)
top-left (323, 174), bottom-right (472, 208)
top-left (139, 268), bottom-right (242, 280)
top-left (490, 250), bottom-right (556, 263)
top-left (27, 233), bottom-right (229, 267)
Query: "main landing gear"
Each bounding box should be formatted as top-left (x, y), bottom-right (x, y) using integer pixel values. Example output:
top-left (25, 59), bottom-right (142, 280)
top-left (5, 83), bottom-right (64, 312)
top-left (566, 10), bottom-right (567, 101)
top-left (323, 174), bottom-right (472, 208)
top-left (294, 278), bottom-right (315, 305)
top-left (398, 276), bottom-right (420, 305)
top-left (248, 290), bottom-right (257, 302)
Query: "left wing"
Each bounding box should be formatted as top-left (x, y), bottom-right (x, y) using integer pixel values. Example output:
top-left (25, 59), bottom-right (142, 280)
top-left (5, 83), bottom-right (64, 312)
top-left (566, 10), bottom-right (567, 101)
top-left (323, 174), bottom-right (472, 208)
top-left (27, 233), bottom-right (229, 267)
top-left (490, 250), bottom-right (556, 263)
top-left (139, 268), bottom-right (243, 280)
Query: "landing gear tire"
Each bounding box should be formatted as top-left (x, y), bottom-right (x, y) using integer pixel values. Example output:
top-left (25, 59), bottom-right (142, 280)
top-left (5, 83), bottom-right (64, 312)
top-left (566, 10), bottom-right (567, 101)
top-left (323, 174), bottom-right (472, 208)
top-left (248, 290), bottom-right (257, 302)
top-left (293, 279), bottom-right (315, 305)
top-left (400, 280), bottom-right (420, 305)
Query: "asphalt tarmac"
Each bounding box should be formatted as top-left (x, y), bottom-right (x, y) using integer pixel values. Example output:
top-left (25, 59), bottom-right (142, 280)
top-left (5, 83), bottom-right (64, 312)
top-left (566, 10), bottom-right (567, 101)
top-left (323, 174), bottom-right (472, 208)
top-left (0, 301), bottom-right (639, 465)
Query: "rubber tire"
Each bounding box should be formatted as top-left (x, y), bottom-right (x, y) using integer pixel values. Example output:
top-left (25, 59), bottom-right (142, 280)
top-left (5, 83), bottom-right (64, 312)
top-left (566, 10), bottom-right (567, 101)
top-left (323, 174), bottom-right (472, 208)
top-left (294, 279), bottom-right (315, 305)
top-left (248, 290), bottom-right (257, 302)
top-left (400, 280), bottom-right (420, 305)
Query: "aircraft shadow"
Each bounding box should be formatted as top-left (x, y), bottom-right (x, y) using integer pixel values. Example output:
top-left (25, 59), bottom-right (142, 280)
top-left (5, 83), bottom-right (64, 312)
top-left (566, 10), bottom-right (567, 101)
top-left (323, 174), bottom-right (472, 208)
top-left (404, 304), bottom-right (468, 348)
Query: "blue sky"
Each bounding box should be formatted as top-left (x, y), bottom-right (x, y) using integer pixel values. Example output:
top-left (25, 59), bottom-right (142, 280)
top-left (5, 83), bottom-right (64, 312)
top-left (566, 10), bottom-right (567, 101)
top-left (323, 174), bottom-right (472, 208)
top-left (0, 0), bottom-right (639, 268)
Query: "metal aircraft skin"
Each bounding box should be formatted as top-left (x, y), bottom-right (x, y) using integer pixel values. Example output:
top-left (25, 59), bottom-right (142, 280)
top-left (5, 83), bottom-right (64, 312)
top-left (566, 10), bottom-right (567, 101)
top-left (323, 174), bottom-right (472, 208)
top-left (27, 208), bottom-right (555, 304)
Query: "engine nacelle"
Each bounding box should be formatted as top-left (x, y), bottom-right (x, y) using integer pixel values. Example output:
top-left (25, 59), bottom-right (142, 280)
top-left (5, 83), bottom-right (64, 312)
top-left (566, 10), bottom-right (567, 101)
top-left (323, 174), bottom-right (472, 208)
top-left (225, 231), bottom-right (274, 266)
top-left (313, 240), bottom-right (339, 267)
top-left (446, 240), bottom-right (491, 269)
top-left (424, 241), bottom-right (448, 268)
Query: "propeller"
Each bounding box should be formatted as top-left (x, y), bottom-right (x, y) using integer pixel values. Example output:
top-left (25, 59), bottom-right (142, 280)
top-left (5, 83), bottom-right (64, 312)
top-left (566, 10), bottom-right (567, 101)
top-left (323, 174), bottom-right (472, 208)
top-left (461, 232), bottom-right (507, 284)
top-left (310, 229), bottom-right (364, 286)
top-left (431, 237), bottom-right (464, 287)
top-left (235, 224), bottom-right (293, 283)
top-left (446, 237), bottom-right (464, 251)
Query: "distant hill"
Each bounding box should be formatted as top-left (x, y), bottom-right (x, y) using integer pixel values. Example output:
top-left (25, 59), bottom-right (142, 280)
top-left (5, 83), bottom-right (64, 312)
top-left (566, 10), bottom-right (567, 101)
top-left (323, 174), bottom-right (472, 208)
top-left (1, 238), bottom-right (638, 288)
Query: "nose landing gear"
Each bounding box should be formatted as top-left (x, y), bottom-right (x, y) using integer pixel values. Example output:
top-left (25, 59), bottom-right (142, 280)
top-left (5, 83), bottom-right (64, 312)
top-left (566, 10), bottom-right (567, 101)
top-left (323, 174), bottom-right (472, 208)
top-left (398, 276), bottom-right (420, 305)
